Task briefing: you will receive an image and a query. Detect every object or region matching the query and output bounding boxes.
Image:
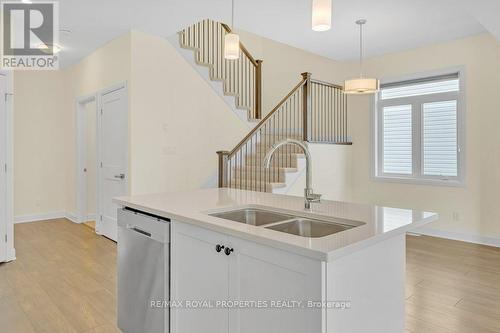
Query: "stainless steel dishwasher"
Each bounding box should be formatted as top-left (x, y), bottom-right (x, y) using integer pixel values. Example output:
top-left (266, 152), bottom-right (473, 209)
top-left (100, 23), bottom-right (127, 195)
top-left (117, 208), bottom-right (170, 333)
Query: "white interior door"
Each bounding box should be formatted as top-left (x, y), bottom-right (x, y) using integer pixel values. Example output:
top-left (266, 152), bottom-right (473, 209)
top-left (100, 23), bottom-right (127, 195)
top-left (97, 85), bottom-right (128, 241)
top-left (0, 74), bottom-right (7, 261)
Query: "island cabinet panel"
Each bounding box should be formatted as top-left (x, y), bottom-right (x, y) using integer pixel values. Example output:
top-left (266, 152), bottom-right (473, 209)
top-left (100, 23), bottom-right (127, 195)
top-left (227, 235), bottom-right (324, 333)
top-left (170, 221), bottom-right (325, 333)
top-left (170, 221), bottom-right (230, 333)
top-left (325, 234), bottom-right (406, 333)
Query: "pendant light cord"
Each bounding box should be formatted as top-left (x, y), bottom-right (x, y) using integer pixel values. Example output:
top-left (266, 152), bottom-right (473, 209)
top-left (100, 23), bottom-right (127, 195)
top-left (231, 0), bottom-right (235, 30)
top-left (359, 22), bottom-right (363, 78)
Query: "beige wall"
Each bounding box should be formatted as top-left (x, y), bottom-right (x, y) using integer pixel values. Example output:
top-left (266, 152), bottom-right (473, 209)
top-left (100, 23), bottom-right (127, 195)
top-left (13, 71), bottom-right (67, 217)
top-left (346, 33), bottom-right (500, 239)
top-left (13, 33), bottom-right (132, 219)
top-left (238, 30), bottom-right (346, 114)
top-left (63, 33), bottom-right (132, 214)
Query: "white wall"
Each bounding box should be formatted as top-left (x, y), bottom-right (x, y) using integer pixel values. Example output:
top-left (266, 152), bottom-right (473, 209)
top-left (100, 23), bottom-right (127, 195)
top-left (346, 33), bottom-right (500, 241)
top-left (287, 144), bottom-right (352, 202)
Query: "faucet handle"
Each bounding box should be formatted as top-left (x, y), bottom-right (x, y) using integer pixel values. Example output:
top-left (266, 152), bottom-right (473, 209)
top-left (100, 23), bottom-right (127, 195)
top-left (309, 193), bottom-right (322, 202)
top-left (304, 188), bottom-right (322, 203)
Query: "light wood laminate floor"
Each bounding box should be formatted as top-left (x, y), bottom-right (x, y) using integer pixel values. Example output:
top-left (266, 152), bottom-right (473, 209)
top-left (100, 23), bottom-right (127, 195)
top-left (1, 219), bottom-right (500, 332)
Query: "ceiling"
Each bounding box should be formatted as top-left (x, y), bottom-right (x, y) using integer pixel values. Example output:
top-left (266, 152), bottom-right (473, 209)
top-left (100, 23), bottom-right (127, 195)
top-left (57, 0), bottom-right (499, 68)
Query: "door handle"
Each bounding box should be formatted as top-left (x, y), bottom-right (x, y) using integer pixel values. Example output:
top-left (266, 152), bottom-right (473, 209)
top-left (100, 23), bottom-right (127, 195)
top-left (114, 173), bottom-right (125, 180)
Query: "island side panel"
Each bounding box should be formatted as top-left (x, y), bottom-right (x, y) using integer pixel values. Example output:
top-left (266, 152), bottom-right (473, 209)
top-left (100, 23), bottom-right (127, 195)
top-left (326, 235), bottom-right (406, 333)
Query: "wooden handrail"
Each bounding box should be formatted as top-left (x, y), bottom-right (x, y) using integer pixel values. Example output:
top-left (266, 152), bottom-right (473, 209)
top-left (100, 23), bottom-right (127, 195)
top-left (228, 77), bottom-right (308, 157)
top-left (310, 78), bottom-right (344, 90)
top-left (217, 72), bottom-right (350, 190)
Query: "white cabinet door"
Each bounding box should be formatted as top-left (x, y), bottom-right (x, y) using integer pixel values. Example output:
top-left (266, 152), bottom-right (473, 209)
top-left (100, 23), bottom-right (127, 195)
top-left (170, 221), bottom-right (229, 333)
top-left (227, 236), bottom-right (324, 333)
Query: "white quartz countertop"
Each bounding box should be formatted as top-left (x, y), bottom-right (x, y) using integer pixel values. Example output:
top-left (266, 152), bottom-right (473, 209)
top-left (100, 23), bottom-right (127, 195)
top-left (114, 188), bottom-right (438, 261)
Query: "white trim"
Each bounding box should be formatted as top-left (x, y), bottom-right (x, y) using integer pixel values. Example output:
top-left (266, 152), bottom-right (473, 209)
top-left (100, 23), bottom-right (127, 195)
top-left (372, 175), bottom-right (464, 187)
top-left (14, 211), bottom-right (80, 224)
top-left (415, 227), bottom-right (500, 248)
top-left (75, 82), bottom-right (129, 235)
top-left (15, 211), bottom-right (66, 224)
top-left (64, 212), bottom-right (78, 223)
top-left (75, 93), bottom-right (98, 224)
top-left (372, 66), bottom-right (466, 187)
top-left (0, 70), bottom-right (14, 262)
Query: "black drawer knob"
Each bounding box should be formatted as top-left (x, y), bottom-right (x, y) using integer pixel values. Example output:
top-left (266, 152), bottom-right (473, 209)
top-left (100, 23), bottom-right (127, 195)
top-left (224, 247), bottom-right (234, 256)
top-left (215, 244), bottom-right (225, 253)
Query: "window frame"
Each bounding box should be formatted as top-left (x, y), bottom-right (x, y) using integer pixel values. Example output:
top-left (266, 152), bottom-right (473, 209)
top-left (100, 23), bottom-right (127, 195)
top-left (372, 68), bottom-right (466, 187)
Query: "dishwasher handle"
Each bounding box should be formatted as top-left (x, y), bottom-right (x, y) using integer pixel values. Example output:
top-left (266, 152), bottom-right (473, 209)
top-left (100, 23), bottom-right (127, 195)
top-left (127, 225), bottom-right (152, 238)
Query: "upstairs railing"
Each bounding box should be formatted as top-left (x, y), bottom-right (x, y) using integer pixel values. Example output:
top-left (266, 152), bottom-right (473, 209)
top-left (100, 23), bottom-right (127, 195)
top-left (180, 19), bottom-right (262, 119)
top-left (217, 73), bottom-right (351, 191)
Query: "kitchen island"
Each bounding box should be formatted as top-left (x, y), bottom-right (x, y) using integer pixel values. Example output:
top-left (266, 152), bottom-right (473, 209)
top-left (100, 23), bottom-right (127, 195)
top-left (115, 188), bottom-right (437, 333)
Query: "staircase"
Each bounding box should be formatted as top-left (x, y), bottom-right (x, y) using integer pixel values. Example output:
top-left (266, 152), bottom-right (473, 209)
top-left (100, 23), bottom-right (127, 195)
top-left (179, 19), bottom-right (262, 120)
top-left (177, 19), bottom-right (351, 193)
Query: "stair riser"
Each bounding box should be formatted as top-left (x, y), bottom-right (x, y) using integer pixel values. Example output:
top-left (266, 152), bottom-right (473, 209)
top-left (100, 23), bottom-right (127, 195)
top-left (227, 183), bottom-right (273, 193)
top-left (244, 155), bottom-right (298, 168)
top-left (232, 173), bottom-right (286, 183)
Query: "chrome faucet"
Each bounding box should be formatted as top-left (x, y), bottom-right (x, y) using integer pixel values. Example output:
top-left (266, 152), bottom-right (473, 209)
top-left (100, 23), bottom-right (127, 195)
top-left (263, 139), bottom-right (321, 209)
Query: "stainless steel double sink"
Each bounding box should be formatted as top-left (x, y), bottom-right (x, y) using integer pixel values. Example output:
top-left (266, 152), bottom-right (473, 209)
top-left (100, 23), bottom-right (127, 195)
top-left (209, 208), bottom-right (361, 238)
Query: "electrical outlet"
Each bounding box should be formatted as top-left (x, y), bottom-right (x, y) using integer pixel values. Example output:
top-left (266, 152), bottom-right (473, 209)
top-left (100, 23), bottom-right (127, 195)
top-left (452, 212), bottom-right (459, 221)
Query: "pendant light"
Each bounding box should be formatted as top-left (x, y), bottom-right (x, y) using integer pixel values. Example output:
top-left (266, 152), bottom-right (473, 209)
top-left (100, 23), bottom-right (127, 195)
top-left (224, 0), bottom-right (240, 60)
top-left (312, 0), bottom-right (332, 32)
top-left (344, 19), bottom-right (379, 94)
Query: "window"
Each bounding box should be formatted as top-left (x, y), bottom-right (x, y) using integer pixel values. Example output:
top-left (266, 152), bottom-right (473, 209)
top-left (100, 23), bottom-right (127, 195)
top-left (375, 72), bottom-right (464, 185)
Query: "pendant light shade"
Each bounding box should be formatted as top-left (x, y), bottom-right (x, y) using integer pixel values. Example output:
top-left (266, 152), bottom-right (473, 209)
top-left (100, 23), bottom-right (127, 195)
top-left (224, 33), bottom-right (240, 60)
top-left (311, 0), bottom-right (332, 31)
top-left (344, 19), bottom-right (379, 95)
top-left (344, 78), bottom-right (380, 94)
top-left (224, 0), bottom-right (240, 60)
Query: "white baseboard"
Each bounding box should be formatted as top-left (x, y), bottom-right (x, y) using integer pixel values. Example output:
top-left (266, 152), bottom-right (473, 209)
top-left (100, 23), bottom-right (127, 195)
top-left (65, 212), bottom-right (78, 223)
top-left (415, 227), bottom-right (500, 248)
top-left (14, 211), bottom-right (81, 224)
top-left (14, 211), bottom-right (66, 224)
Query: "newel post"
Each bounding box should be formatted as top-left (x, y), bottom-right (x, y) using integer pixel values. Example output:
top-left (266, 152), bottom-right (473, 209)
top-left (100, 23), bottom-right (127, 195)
top-left (216, 151), bottom-right (229, 188)
top-left (255, 60), bottom-right (263, 119)
top-left (301, 72), bottom-right (312, 142)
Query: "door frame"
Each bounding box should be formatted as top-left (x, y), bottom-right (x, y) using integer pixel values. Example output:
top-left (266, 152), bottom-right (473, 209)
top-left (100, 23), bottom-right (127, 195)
top-left (75, 93), bottom-right (98, 224)
top-left (75, 82), bottom-right (129, 236)
top-left (0, 70), bottom-right (14, 262)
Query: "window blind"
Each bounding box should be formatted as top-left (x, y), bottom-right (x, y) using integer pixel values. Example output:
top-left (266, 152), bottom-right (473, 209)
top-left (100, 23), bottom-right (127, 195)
top-left (382, 105), bottom-right (412, 175)
top-left (422, 100), bottom-right (458, 177)
top-left (381, 73), bottom-right (459, 100)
